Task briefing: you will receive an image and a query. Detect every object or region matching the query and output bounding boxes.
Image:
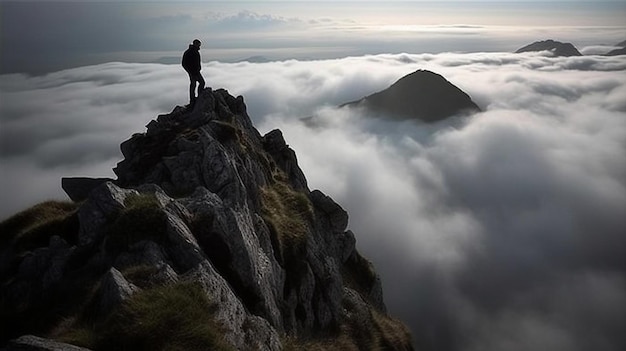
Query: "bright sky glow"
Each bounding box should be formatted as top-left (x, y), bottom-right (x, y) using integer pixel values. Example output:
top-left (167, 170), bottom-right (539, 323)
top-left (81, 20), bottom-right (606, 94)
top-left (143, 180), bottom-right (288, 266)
top-left (1, 1), bottom-right (624, 73)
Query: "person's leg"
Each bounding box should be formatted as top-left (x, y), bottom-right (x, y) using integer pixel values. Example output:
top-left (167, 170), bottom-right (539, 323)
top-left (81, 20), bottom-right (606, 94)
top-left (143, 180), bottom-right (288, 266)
top-left (197, 73), bottom-right (205, 92)
top-left (189, 73), bottom-right (197, 103)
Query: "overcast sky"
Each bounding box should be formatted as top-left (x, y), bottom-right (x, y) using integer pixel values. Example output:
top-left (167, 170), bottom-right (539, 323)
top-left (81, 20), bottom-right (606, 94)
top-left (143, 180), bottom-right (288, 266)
top-left (1, 1), bottom-right (626, 351)
top-left (1, 1), bottom-right (625, 73)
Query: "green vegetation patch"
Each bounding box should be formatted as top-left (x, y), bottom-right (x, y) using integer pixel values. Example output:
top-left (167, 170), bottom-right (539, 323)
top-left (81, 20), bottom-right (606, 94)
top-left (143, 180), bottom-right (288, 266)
top-left (97, 282), bottom-right (233, 351)
top-left (57, 324), bottom-right (98, 349)
top-left (0, 200), bottom-right (79, 250)
top-left (105, 193), bottom-right (167, 252)
top-left (370, 308), bottom-right (414, 351)
top-left (282, 306), bottom-right (413, 351)
top-left (259, 175), bottom-right (313, 266)
top-left (341, 251), bottom-right (378, 300)
top-left (122, 264), bottom-right (161, 289)
top-left (282, 333), bottom-right (359, 351)
top-left (124, 192), bottom-right (161, 209)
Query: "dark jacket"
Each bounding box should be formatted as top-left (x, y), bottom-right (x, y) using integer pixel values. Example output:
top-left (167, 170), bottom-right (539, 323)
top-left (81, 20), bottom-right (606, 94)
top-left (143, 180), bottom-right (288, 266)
top-left (182, 45), bottom-right (201, 73)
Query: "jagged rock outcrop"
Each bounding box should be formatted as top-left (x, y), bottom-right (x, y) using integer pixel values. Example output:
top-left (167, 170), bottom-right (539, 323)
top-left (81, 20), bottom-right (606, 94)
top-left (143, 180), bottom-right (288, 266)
top-left (343, 69), bottom-right (480, 122)
top-left (515, 39), bottom-right (583, 57)
top-left (1, 88), bottom-right (413, 350)
top-left (61, 178), bottom-right (113, 202)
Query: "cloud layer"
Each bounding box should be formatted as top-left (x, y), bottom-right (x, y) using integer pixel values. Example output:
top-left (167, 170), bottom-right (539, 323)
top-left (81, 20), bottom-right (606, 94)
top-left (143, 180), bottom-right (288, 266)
top-left (1, 52), bottom-right (625, 351)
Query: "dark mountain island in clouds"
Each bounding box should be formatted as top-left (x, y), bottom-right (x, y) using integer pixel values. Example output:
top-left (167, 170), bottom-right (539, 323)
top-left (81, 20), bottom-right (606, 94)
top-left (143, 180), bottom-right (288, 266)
top-left (0, 89), bottom-right (413, 350)
top-left (516, 39), bottom-right (583, 57)
top-left (343, 70), bottom-right (481, 123)
top-left (606, 47), bottom-right (626, 56)
top-left (605, 40), bottom-right (626, 56)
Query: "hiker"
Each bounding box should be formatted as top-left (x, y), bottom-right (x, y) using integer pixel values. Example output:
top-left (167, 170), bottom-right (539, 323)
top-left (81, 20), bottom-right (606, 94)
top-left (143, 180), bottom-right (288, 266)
top-left (182, 39), bottom-right (205, 105)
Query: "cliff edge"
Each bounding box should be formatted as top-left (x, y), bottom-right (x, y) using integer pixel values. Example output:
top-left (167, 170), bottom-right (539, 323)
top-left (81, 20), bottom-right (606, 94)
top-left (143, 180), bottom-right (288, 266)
top-left (0, 88), bottom-right (413, 350)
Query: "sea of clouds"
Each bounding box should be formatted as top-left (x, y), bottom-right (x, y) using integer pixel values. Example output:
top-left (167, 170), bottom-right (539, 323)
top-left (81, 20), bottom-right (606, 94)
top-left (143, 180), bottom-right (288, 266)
top-left (1, 52), bottom-right (625, 350)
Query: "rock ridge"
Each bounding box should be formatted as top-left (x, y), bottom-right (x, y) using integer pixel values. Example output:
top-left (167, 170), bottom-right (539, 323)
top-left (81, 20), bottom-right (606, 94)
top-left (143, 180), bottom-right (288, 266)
top-left (515, 39), bottom-right (583, 57)
top-left (1, 88), bottom-right (413, 350)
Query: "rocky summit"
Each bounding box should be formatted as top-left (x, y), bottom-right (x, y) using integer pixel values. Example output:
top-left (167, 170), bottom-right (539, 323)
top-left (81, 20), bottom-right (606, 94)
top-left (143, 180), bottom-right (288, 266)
top-left (343, 70), bottom-right (481, 123)
top-left (515, 39), bottom-right (583, 57)
top-left (0, 88), bottom-right (413, 350)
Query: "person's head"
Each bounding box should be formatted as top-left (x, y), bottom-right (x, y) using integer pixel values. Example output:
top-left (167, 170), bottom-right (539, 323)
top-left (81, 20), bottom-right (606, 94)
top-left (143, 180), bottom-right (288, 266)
top-left (192, 39), bottom-right (201, 48)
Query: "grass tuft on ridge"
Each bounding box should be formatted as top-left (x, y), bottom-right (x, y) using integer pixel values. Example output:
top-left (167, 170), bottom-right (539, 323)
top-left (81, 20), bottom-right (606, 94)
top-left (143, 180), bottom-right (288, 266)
top-left (259, 173), bottom-right (313, 267)
top-left (0, 200), bottom-right (79, 250)
top-left (62, 282), bottom-right (234, 351)
top-left (105, 193), bottom-right (167, 252)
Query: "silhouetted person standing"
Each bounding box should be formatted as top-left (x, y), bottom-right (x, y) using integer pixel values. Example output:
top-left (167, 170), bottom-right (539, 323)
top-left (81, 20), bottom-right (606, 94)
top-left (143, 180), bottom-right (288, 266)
top-left (182, 39), bottom-right (205, 105)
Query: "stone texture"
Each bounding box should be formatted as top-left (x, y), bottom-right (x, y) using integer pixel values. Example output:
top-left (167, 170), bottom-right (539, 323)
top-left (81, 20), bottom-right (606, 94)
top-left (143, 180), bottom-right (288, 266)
top-left (61, 177), bottom-right (113, 202)
top-left (1, 87), bottom-right (413, 350)
top-left (262, 129), bottom-right (308, 191)
top-left (99, 268), bottom-right (138, 304)
top-left (182, 260), bottom-right (282, 351)
top-left (77, 182), bottom-right (137, 247)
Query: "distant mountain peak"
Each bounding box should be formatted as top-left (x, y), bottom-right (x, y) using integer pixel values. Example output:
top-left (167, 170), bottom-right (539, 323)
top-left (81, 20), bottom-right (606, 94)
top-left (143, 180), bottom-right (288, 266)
top-left (344, 69), bottom-right (480, 123)
top-left (605, 46), bottom-right (626, 56)
top-left (515, 39), bottom-right (582, 57)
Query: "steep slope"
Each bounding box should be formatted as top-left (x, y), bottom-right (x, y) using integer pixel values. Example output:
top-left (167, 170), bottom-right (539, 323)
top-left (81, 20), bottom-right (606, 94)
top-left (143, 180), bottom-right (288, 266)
top-left (605, 47), bottom-right (626, 56)
top-left (0, 88), bottom-right (413, 350)
top-left (603, 40), bottom-right (626, 56)
top-left (515, 39), bottom-right (582, 57)
top-left (343, 70), bottom-right (480, 123)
